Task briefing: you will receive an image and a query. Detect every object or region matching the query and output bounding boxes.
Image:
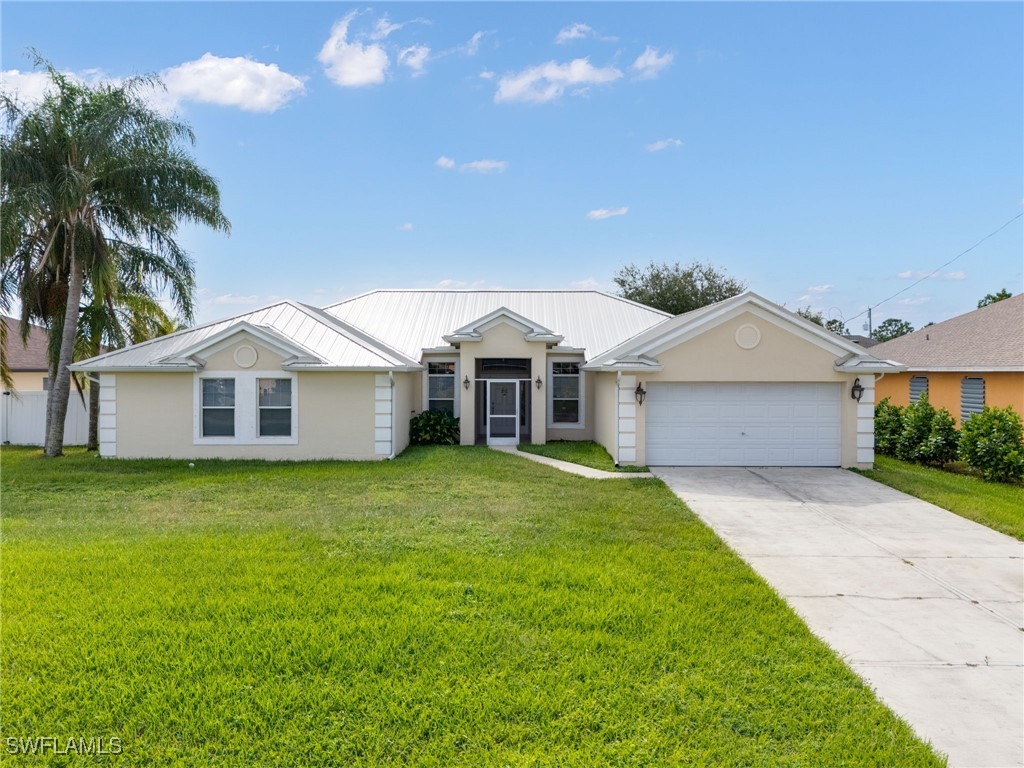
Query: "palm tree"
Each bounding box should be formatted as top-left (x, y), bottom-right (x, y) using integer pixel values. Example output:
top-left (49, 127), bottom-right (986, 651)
top-left (1, 57), bottom-right (229, 455)
top-left (77, 248), bottom-right (180, 450)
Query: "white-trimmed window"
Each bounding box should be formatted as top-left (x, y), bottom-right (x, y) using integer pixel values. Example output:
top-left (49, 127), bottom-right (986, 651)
top-left (194, 371), bottom-right (297, 445)
top-left (548, 359), bottom-right (584, 428)
top-left (202, 378), bottom-right (236, 437)
top-left (258, 378), bottom-right (292, 437)
top-left (425, 361), bottom-right (458, 416)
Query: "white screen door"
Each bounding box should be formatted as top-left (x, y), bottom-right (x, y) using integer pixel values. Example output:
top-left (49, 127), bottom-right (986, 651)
top-left (487, 380), bottom-right (519, 446)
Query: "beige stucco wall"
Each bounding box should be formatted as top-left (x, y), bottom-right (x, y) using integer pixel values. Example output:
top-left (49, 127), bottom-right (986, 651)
top-left (620, 311), bottom-right (866, 468)
top-left (8, 371), bottom-right (47, 392)
top-left (201, 336), bottom-right (286, 371)
top-left (592, 372), bottom-right (619, 462)
top-left (457, 321), bottom-right (549, 445)
top-left (114, 368), bottom-right (383, 461)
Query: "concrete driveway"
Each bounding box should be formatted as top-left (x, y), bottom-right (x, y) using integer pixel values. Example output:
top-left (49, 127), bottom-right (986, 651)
top-left (652, 467), bottom-right (1023, 768)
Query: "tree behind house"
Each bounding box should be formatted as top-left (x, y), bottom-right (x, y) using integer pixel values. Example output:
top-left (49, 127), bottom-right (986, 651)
top-left (978, 289), bottom-right (1013, 308)
top-left (872, 317), bottom-right (914, 342)
top-left (613, 261), bottom-right (746, 316)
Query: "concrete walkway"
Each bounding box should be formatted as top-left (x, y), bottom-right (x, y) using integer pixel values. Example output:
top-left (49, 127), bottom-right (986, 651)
top-left (653, 467), bottom-right (1023, 768)
top-left (489, 445), bottom-right (653, 479)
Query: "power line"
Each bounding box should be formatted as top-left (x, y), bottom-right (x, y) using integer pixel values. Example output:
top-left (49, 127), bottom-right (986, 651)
top-left (845, 211), bottom-right (1023, 325)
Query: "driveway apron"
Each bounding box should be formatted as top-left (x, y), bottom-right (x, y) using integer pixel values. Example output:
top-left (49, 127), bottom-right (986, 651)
top-left (652, 467), bottom-right (1024, 768)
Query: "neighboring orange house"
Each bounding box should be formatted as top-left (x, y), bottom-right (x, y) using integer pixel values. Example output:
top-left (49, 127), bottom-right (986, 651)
top-left (871, 294), bottom-right (1023, 424)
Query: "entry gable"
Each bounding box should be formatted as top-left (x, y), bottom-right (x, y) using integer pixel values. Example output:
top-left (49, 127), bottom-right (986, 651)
top-left (443, 307), bottom-right (564, 346)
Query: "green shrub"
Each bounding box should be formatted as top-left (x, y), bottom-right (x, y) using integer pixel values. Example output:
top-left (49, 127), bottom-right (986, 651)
top-left (896, 395), bottom-right (935, 462)
top-left (959, 406), bottom-right (1024, 483)
top-left (922, 407), bottom-right (960, 466)
top-left (895, 394), bottom-right (959, 466)
top-left (874, 397), bottom-right (904, 457)
top-left (410, 410), bottom-right (460, 446)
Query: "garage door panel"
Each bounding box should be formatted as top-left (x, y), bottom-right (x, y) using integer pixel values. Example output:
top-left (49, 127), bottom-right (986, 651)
top-left (646, 383), bottom-right (841, 466)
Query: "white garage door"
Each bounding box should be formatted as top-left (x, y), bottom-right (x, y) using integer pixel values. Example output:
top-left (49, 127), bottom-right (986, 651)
top-left (645, 383), bottom-right (841, 466)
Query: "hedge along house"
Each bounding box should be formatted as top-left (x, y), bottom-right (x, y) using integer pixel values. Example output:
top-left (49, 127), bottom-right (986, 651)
top-left (71, 290), bottom-right (903, 467)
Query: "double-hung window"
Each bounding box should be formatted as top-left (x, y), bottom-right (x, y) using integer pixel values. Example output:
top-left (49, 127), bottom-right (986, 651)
top-left (550, 361), bottom-right (582, 426)
top-left (258, 378), bottom-right (292, 436)
top-left (195, 371), bottom-right (297, 444)
top-left (427, 362), bottom-right (456, 416)
top-left (202, 378), bottom-right (236, 437)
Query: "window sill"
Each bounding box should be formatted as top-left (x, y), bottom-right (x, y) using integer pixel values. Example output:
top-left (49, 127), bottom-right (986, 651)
top-left (193, 436), bottom-right (299, 446)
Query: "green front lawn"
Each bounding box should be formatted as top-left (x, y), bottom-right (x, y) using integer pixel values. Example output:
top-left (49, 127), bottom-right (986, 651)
top-left (860, 455), bottom-right (1024, 540)
top-left (518, 440), bottom-right (649, 472)
top-left (1, 447), bottom-right (941, 766)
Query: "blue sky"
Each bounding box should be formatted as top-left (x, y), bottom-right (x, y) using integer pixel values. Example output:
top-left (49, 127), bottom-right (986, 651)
top-left (3, 2), bottom-right (1022, 331)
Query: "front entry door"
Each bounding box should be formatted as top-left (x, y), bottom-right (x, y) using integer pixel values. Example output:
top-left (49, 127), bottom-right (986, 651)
top-left (486, 380), bottom-right (519, 446)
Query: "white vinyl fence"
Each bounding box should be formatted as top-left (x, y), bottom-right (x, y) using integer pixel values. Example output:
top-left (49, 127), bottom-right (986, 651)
top-left (1, 390), bottom-right (89, 446)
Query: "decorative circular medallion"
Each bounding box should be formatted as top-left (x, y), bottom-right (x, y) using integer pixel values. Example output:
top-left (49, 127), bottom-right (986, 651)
top-left (735, 324), bottom-right (761, 350)
top-left (233, 344), bottom-right (258, 368)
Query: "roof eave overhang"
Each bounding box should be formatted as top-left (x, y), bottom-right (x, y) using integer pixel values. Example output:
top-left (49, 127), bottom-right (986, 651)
top-left (898, 365), bottom-right (1024, 373)
top-left (281, 364), bottom-right (424, 372)
top-left (582, 362), bottom-right (665, 373)
top-left (833, 359), bottom-right (908, 374)
top-left (68, 364), bottom-right (199, 373)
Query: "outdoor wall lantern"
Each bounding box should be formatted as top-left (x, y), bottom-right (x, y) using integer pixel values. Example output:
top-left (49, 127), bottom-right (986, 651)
top-left (635, 383), bottom-right (647, 405)
top-left (463, 375), bottom-right (471, 390)
top-left (850, 378), bottom-right (864, 401)
top-left (535, 376), bottom-right (543, 389)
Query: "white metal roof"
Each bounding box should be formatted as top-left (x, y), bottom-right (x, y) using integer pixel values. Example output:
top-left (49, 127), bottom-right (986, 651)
top-left (72, 301), bottom-right (422, 372)
top-left (323, 290), bottom-right (671, 359)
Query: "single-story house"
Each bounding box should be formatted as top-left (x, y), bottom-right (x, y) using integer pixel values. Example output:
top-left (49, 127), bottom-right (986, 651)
top-left (871, 294), bottom-right (1023, 425)
top-left (70, 290), bottom-right (903, 467)
top-left (3, 316), bottom-right (51, 392)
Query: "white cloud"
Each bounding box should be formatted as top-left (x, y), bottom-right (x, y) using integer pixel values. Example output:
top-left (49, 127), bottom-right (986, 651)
top-left (396, 222), bottom-right (414, 231)
top-left (645, 138), bottom-right (683, 152)
top-left (0, 70), bottom-right (54, 106)
top-left (808, 284), bottom-right (833, 293)
top-left (555, 22), bottom-right (617, 44)
top-left (398, 45), bottom-right (430, 77)
top-left (556, 23), bottom-right (594, 44)
top-left (371, 15), bottom-right (405, 41)
top-left (460, 159), bottom-right (508, 174)
top-left (3, 57), bottom-right (305, 115)
top-left (899, 297), bottom-right (930, 306)
top-left (632, 46), bottom-right (673, 80)
top-left (570, 277), bottom-right (602, 290)
top-left (435, 156), bottom-right (456, 169)
top-left (586, 206), bottom-right (628, 220)
top-left (479, 70), bottom-right (495, 80)
top-left (160, 54), bottom-right (305, 113)
top-left (434, 278), bottom-right (496, 289)
top-left (211, 293), bottom-right (260, 305)
top-left (897, 270), bottom-right (968, 281)
top-left (462, 31), bottom-right (487, 56)
top-left (318, 12), bottom-right (390, 87)
top-left (495, 58), bottom-right (622, 104)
